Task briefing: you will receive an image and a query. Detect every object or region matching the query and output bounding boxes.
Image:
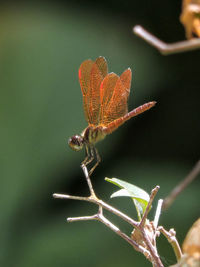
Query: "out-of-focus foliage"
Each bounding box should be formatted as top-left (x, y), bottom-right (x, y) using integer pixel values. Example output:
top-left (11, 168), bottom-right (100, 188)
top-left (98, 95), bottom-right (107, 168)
top-left (0, 1), bottom-right (200, 267)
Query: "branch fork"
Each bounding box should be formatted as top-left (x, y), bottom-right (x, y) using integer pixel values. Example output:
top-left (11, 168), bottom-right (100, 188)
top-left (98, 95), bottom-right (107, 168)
top-left (53, 163), bottom-right (169, 266)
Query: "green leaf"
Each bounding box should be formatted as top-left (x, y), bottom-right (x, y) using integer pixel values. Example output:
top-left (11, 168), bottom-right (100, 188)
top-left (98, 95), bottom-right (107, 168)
top-left (105, 177), bottom-right (150, 220)
top-left (110, 188), bottom-right (134, 198)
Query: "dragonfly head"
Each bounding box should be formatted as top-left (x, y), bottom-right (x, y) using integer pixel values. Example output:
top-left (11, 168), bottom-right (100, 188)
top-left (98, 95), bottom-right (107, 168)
top-left (68, 135), bottom-right (84, 151)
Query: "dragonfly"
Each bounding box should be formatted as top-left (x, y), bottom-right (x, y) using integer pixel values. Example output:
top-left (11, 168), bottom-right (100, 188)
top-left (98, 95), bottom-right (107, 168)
top-left (68, 57), bottom-right (156, 176)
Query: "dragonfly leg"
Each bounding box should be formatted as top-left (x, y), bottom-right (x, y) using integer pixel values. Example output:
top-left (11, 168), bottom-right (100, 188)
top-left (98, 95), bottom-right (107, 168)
top-left (88, 146), bottom-right (101, 176)
top-left (81, 145), bottom-right (101, 176)
top-left (81, 145), bottom-right (94, 169)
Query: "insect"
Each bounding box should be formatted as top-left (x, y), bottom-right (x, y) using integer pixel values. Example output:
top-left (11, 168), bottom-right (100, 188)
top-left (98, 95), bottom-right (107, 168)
top-left (68, 57), bottom-right (156, 176)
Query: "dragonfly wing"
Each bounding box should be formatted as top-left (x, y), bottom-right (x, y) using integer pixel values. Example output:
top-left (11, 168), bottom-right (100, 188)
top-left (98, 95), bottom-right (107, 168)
top-left (79, 59), bottom-right (94, 124)
top-left (99, 72), bottom-right (119, 124)
top-left (79, 57), bottom-right (108, 125)
top-left (89, 57), bottom-right (108, 125)
top-left (95, 56), bottom-right (108, 78)
top-left (120, 68), bottom-right (132, 92)
top-left (100, 68), bottom-right (132, 125)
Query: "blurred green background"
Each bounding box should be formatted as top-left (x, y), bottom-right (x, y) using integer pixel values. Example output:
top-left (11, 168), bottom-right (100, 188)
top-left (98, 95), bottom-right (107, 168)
top-left (0, 1), bottom-right (200, 266)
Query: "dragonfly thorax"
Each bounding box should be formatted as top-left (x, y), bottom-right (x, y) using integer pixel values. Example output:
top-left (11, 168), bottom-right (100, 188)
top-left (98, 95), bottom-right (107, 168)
top-left (82, 126), bottom-right (106, 145)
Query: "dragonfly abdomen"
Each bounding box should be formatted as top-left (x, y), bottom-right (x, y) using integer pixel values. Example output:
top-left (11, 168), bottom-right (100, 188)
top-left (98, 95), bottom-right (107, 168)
top-left (125, 101), bottom-right (156, 120)
top-left (103, 101), bottom-right (156, 135)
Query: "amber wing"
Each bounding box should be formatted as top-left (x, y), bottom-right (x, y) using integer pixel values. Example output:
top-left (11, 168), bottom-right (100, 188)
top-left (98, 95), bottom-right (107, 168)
top-left (99, 68), bottom-right (132, 126)
top-left (79, 57), bottom-right (108, 125)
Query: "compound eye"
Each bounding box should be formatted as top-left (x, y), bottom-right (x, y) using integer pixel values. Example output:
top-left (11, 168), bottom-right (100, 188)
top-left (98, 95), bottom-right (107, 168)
top-left (68, 135), bottom-right (84, 151)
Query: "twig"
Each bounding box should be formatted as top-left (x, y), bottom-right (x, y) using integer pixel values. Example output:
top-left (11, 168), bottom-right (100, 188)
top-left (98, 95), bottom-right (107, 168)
top-left (67, 214), bottom-right (98, 222)
top-left (97, 213), bottom-right (141, 252)
top-left (158, 227), bottom-right (182, 261)
top-left (163, 160), bottom-right (200, 210)
top-left (141, 228), bottom-right (164, 267)
top-left (53, 191), bottom-right (164, 266)
top-left (133, 25), bottom-right (200, 55)
top-left (81, 164), bottom-right (97, 198)
top-left (53, 166), bottom-right (164, 266)
top-left (53, 193), bottom-right (88, 201)
top-left (140, 186), bottom-right (160, 228)
top-left (53, 193), bottom-right (138, 228)
top-left (67, 208), bottom-right (150, 258)
top-left (134, 186), bottom-right (164, 267)
top-left (154, 199), bottom-right (163, 229)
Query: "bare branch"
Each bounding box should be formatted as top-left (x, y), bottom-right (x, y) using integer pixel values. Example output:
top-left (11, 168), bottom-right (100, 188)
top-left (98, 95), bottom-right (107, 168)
top-left (133, 25), bottom-right (200, 55)
top-left (158, 226), bottom-right (183, 261)
top-left (154, 199), bottom-right (163, 229)
top-left (96, 212), bottom-right (149, 256)
top-left (66, 207), bottom-right (152, 260)
top-left (53, 193), bottom-right (88, 201)
top-left (67, 214), bottom-right (98, 222)
top-left (81, 164), bottom-right (97, 198)
top-left (53, 192), bottom-right (138, 228)
top-left (132, 186), bottom-right (164, 267)
top-left (141, 228), bottom-right (164, 267)
top-left (53, 165), bottom-right (164, 266)
top-left (140, 186), bottom-right (160, 228)
top-left (163, 159), bottom-right (200, 210)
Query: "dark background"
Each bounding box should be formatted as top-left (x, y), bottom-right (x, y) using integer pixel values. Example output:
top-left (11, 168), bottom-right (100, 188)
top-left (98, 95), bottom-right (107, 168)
top-left (0, 1), bottom-right (199, 266)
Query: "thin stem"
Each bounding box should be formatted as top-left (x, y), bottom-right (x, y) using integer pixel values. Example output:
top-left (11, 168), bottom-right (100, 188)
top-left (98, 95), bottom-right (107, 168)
top-left (98, 199), bottom-right (139, 228)
top-left (81, 164), bottom-right (97, 198)
top-left (133, 25), bottom-right (167, 52)
top-left (140, 228), bottom-right (164, 267)
top-left (97, 213), bottom-right (149, 256)
top-left (163, 160), bottom-right (200, 210)
top-left (136, 186), bottom-right (163, 267)
top-left (54, 166), bottom-right (164, 266)
top-left (67, 214), bottom-right (98, 222)
top-left (53, 193), bottom-right (88, 201)
top-left (53, 191), bottom-right (165, 266)
top-left (158, 227), bottom-right (182, 261)
top-left (140, 186), bottom-right (160, 228)
top-left (66, 209), bottom-right (152, 260)
top-left (53, 192), bottom-right (164, 265)
top-left (154, 199), bottom-right (163, 229)
top-left (53, 193), bottom-right (139, 228)
top-left (133, 25), bottom-right (200, 55)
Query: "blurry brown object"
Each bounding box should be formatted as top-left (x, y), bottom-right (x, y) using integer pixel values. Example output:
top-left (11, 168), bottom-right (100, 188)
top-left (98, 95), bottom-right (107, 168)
top-left (174, 218), bottom-right (200, 267)
top-left (183, 218), bottom-right (200, 261)
top-left (171, 219), bottom-right (200, 267)
top-left (180, 0), bottom-right (200, 39)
